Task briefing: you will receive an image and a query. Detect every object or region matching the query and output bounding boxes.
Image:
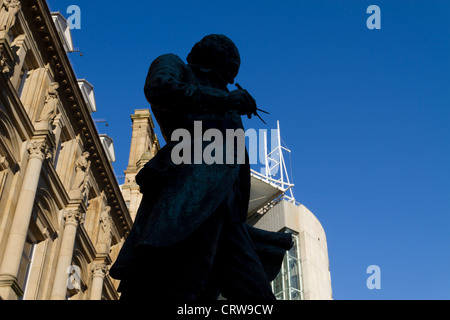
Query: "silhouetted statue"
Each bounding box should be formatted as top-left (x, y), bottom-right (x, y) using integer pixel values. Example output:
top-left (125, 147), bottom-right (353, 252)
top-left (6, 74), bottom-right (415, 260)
top-left (110, 34), bottom-right (292, 301)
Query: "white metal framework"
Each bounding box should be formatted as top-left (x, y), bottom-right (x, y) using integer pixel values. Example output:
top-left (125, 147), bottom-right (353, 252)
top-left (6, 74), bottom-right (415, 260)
top-left (271, 229), bottom-right (304, 300)
top-left (247, 121), bottom-right (305, 300)
top-left (248, 121), bottom-right (296, 216)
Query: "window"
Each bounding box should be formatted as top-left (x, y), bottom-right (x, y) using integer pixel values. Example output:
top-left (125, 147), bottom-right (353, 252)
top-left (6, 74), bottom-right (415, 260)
top-left (17, 65), bottom-right (29, 98)
top-left (53, 140), bottom-right (62, 168)
top-left (0, 169), bottom-right (7, 200)
top-left (17, 235), bottom-right (36, 299)
top-left (271, 229), bottom-right (303, 300)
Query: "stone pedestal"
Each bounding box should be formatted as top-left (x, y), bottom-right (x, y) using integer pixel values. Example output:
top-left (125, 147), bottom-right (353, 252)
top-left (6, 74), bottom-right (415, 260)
top-left (34, 120), bottom-right (53, 132)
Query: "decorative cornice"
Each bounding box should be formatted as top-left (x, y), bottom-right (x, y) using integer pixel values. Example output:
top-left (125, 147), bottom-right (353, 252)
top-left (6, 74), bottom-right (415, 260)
top-left (22, 0), bottom-right (133, 238)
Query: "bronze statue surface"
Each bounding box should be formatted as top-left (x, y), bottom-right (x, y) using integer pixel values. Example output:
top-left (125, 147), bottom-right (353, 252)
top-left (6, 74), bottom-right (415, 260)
top-left (110, 34), bottom-right (292, 301)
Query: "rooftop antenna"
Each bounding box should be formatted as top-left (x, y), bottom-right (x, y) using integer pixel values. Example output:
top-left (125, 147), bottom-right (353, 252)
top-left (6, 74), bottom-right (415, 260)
top-left (264, 120), bottom-right (295, 202)
top-left (68, 50), bottom-right (83, 57)
top-left (94, 120), bottom-right (109, 127)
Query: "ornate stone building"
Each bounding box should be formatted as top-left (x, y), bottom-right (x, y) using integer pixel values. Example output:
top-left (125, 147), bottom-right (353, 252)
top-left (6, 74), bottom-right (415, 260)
top-left (121, 109), bottom-right (160, 221)
top-left (0, 0), bottom-right (132, 300)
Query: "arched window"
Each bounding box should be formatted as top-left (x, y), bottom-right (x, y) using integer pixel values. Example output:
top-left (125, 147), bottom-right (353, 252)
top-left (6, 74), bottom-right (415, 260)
top-left (66, 249), bottom-right (88, 300)
top-left (0, 110), bottom-right (21, 168)
top-left (0, 110), bottom-right (21, 203)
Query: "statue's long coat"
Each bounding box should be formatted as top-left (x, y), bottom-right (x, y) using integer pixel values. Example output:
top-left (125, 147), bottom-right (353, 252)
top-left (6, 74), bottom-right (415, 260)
top-left (110, 54), bottom-right (292, 283)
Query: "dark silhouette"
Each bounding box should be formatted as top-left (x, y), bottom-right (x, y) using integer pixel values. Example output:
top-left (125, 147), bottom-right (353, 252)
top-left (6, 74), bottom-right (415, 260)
top-left (110, 35), bottom-right (292, 301)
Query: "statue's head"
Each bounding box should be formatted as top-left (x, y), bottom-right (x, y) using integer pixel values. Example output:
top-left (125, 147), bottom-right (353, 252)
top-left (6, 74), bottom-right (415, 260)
top-left (187, 34), bottom-right (241, 85)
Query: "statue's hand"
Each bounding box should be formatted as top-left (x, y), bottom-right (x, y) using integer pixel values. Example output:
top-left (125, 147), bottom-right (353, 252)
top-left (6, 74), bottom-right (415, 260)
top-left (227, 89), bottom-right (258, 119)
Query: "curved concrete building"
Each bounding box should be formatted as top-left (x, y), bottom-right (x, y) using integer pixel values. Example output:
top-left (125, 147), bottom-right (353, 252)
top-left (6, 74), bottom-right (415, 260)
top-left (248, 199), bottom-right (333, 300)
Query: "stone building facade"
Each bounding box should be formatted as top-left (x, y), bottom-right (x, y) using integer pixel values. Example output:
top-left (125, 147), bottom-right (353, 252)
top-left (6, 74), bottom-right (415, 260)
top-left (121, 109), bottom-right (160, 222)
top-left (0, 0), bottom-right (132, 300)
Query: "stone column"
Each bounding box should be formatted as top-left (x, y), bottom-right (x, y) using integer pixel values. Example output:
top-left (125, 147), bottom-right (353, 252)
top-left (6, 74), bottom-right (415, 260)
top-left (0, 140), bottom-right (50, 300)
top-left (50, 209), bottom-right (84, 300)
top-left (90, 263), bottom-right (108, 300)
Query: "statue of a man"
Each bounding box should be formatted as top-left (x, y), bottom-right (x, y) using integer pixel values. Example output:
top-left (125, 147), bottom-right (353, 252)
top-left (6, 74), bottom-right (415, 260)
top-left (38, 82), bottom-right (59, 123)
top-left (97, 206), bottom-right (112, 252)
top-left (0, 0), bottom-right (21, 33)
top-left (71, 151), bottom-right (90, 191)
top-left (110, 35), bottom-right (292, 301)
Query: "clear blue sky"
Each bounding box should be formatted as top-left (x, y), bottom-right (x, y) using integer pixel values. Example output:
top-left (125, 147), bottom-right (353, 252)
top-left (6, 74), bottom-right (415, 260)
top-left (47, 0), bottom-right (450, 300)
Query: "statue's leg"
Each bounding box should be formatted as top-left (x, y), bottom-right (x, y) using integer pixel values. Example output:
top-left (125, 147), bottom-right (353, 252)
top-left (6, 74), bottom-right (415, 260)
top-left (211, 218), bottom-right (276, 301)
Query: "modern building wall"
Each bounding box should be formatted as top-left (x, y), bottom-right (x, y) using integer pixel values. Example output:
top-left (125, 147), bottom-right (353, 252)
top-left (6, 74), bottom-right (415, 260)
top-left (248, 200), bottom-right (333, 300)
